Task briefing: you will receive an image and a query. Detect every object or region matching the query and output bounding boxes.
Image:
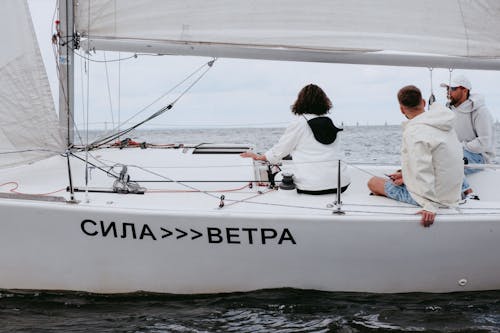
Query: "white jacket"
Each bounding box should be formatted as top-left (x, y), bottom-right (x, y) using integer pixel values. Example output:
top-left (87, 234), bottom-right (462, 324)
top-left (265, 115), bottom-right (350, 191)
top-left (450, 94), bottom-right (496, 163)
top-left (401, 104), bottom-right (463, 213)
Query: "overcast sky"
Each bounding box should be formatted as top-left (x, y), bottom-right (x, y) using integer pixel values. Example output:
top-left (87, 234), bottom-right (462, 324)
top-left (28, 0), bottom-right (500, 129)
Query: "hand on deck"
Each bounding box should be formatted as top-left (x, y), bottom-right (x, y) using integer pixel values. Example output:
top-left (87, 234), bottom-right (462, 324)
top-left (417, 210), bottom-right (435, 227)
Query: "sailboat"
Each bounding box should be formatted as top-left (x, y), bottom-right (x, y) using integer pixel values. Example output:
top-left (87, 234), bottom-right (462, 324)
top-left (1, 0), bottom-right (500, 294)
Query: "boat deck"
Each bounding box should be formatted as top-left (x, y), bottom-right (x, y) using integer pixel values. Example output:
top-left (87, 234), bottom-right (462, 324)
top-left (1, 145), bottom-right (499, 220)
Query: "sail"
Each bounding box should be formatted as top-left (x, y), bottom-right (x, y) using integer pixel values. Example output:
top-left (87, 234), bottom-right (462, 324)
top-left (0, 0), bottom-right (64, 167)
top-left (75, 0), bottom-right (500, 69)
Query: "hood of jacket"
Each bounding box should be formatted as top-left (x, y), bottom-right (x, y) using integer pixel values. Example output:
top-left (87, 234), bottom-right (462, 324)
top-left (404, 103), bottom-right (455, 132)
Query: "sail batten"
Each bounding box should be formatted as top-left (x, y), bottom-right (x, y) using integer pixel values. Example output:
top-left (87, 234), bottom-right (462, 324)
top-left (76, 0), bottom-right (500, 68)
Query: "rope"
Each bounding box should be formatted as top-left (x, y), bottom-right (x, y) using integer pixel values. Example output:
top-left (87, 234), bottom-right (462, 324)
top-left (0, 182), bottom-right (65, 197)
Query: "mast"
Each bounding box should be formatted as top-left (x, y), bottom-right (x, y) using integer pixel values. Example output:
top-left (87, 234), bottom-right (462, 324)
top-left (58, 0), bottom-right (75, 146)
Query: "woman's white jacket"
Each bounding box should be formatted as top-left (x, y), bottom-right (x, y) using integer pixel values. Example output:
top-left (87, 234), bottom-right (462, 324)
top-left (264, 114), bottom-right (350, 191)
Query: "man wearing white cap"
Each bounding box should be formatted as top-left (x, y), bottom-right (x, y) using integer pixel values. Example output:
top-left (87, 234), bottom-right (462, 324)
top-left (440, 74), bottom-right (496, 199)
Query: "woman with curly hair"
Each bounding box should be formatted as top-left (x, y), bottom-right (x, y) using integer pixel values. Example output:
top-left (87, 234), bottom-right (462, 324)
top-left (241, 84), bottom-right (350, 194)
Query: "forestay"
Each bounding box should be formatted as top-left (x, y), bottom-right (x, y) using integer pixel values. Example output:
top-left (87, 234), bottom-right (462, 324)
top-left (76, 0), bottom-right (500, 69)
top-left (0, 0), bottom-right (63, 167)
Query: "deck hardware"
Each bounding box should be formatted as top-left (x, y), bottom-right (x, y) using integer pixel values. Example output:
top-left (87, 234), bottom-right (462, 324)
top-left (332, 160), bottom-right (345, 215)
top-left (112, 165), bottom-right (146, 194)
top-left (267, 164), bottom-right (281, 189)
top-left (279, 172), bottom-right (296, 190)
top-left (65, 149), bottom-right (79, 203)
top-left (428, 67), bottom-right (436, 109)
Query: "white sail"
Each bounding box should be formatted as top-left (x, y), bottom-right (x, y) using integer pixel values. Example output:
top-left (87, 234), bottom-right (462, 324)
top-left (75, 0), bottom-right (500, 69)
top-left (0, 0), bottom-right (64, 167)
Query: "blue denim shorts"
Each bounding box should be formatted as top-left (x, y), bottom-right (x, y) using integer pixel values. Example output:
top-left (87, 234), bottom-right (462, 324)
top-left (384, 181), bottom-right (419, 206)
top-left (463, 149), bottom-right (485, 175)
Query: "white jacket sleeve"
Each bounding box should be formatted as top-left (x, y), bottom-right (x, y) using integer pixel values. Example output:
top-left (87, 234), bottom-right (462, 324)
top-left (463, 107), bottom-right (494, 154)
top-left (264, 119), bottom-right (305, 164)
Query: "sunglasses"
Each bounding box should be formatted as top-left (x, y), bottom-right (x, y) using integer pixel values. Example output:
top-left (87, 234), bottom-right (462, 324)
top-left (449, 87), bottom-right (460, 91)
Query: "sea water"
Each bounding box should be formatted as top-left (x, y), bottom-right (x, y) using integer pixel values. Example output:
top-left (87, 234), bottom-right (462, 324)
top-left (1, 125), bottom-right (500, 333)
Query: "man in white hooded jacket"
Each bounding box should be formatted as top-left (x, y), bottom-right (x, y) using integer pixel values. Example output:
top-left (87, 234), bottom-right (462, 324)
top-left (441, 75), bottom-right (496, 199)
top-left (441, 75), bottom-right (495, 165)
top-left (368, 85), bottom-right (463, 227)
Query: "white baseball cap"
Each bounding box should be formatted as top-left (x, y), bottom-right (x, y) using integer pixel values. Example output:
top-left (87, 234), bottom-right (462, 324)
top-left (440, 74), bottom-right (472, 90)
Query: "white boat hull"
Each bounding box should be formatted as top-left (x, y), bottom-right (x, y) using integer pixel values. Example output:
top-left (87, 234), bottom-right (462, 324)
top-left (1, 188), bottom-right (499, 294)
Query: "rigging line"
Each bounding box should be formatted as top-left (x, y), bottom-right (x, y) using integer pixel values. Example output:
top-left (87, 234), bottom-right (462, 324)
top-left (118, 50), bottom-right (121, 140)
top-left (85, 40), bottom-right (91, 202)
top-left (334, 161), bottom-right (387, 179)
top-left (101, 60), bottom-right (213, 132)
top-left (73, 51), bottom-right (166, 63)
top-left (51, 1), bottom-right (57, 34)
top-left (68, 51), bottom-right (94, 148)
top-left (69, 53), bottom-right (100, 147)
top-left (339, 201), bottom-right (500, 213)
top-left (429, 68), bottom-right (434, 93)
top-left (92, 156), bottom-right (338, 169)
top-left (103, 51), bottom-right (115, 127)
top-left (73, 149), bottom-right (222, 200)
top-left (133, 180), bottom-right (271, 183)
top-left (126, 164), bottom-right (222, 201)
top-left (218, 197), bottom-right (480, 216)
top-left (88, 60), bottom-right (217, 149)
top-left (219, 198), bottom-right (333, 212)
top-left (343, 201), bottom-right (440, 209)
top-left (89, 59), bottom-right (216, 146)
top-left (79, 53), bottom-right (86, 137)
top-left (88, 105), bottom-right (174, 148)
top-left (223, 188), bottom-right (276, 208)
top-left (120, 121), bottom-right (290, 127)
top-left (146, 183), bottom-right (252, 193)
top-left (70, 152), bottom-right (120, 179)
top-left (73, 51), bottom-right (138, 63)
top-left (80, 155), bottom-right (262, 172)
top-left (91, 156), bottom-right (394, 170)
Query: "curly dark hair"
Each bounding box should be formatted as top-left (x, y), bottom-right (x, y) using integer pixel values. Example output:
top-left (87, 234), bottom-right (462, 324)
top-left (291, 84), bottom-right (332, 115)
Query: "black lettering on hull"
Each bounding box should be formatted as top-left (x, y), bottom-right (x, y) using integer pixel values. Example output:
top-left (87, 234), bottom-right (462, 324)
top-left (81, 219), bottom-right (297, 245)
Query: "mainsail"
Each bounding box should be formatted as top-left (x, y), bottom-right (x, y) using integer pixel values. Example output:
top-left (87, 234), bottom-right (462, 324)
top-left (75, 0), bottom-right (500, 69)
top-left (0, 0), bottom-right (63, 167)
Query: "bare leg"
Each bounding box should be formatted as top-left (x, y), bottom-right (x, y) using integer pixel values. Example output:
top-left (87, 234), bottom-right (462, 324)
top-left (367, 176), bottom-right (388, 196)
